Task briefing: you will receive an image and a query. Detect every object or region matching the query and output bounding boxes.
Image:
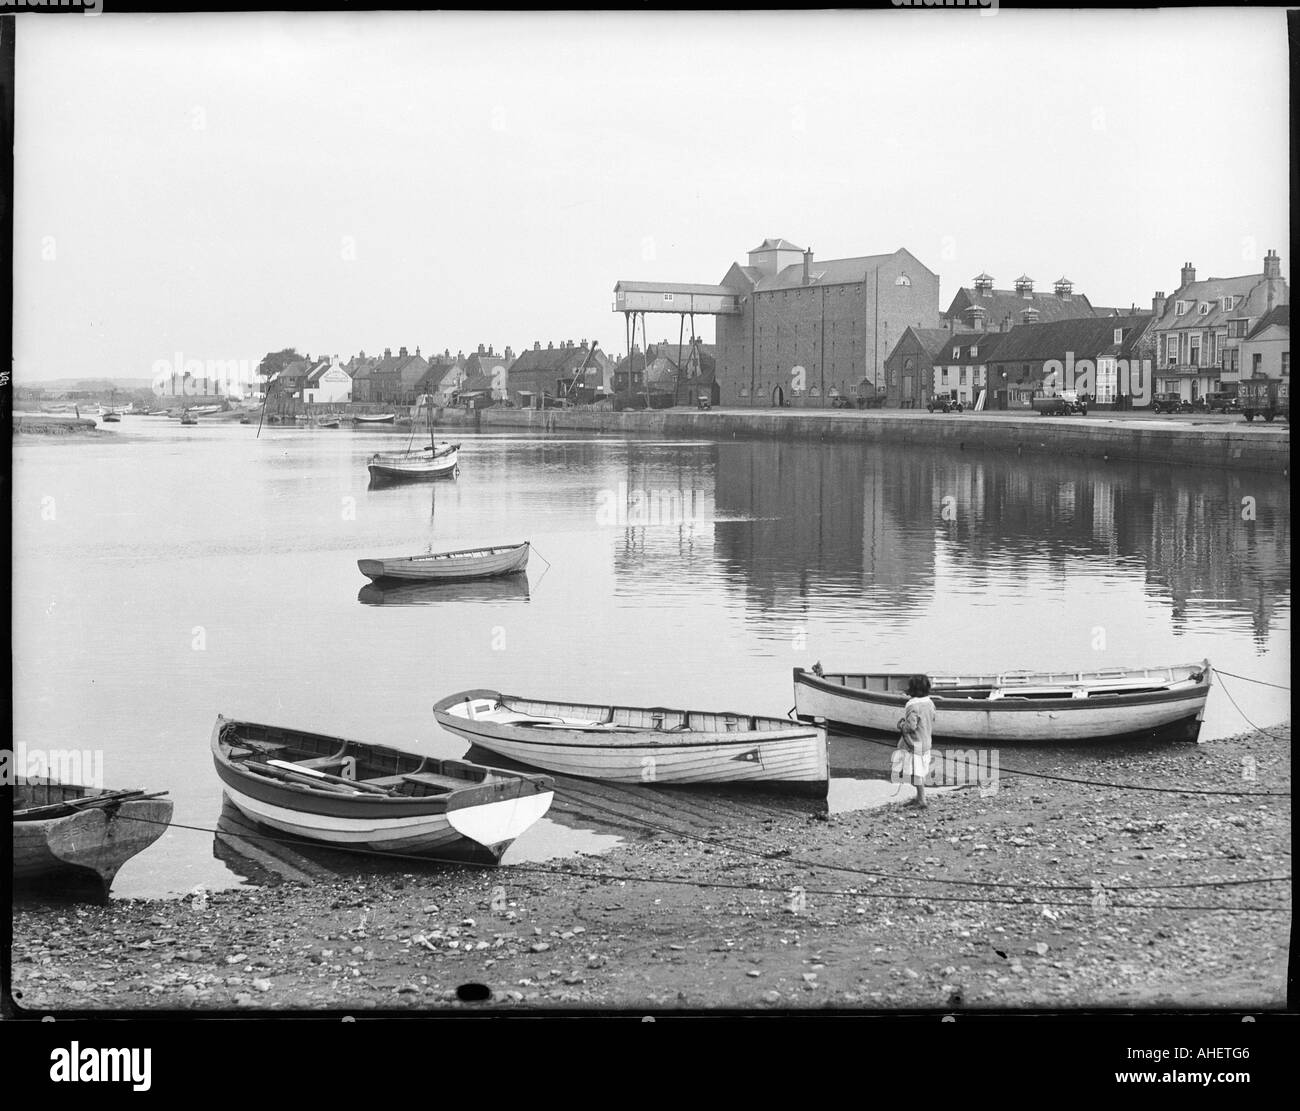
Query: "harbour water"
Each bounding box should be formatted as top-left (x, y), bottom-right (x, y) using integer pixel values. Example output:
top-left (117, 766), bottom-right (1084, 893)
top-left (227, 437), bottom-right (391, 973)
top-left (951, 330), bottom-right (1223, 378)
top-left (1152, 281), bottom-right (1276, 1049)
top-left (11, 419), bottom-right (1291, 897)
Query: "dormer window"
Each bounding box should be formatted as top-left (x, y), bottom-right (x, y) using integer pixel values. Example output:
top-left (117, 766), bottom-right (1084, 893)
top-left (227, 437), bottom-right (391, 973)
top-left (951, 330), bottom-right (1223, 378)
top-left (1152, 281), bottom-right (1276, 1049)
top-left (953, 346), bottom-right (960, 359)
top-left (1114, 328), bottom-right (1123, 344)
top-left (1175, 301), bottom-right (1187, 315)
top-left (1222, 296), bottom-right (1234, 311)
top-left (1199, 302), bottom-right (1210, 314)
top-left (969, 345), bottom-right (978, 359)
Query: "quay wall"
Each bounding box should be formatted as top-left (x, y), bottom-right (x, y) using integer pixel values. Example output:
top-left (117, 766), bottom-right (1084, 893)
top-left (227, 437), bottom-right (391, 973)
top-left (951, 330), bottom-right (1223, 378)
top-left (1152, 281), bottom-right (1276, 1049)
top-left (431, 407), bottom-right (1290, 475)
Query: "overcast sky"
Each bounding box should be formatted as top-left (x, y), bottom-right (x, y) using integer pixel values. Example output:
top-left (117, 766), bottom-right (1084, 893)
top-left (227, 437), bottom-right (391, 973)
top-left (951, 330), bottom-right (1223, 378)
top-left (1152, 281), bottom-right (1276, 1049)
top-left (13, 9), bottom-right (1290, 381)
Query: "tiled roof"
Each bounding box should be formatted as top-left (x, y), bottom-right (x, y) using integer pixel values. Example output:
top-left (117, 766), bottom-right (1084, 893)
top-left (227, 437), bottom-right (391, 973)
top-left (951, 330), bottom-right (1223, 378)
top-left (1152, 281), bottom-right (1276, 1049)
top-left (931, 332), bottom-right (1010, 365)
top-left (1149, 274), bottom-right (1272, 332)
top-left (753, 253), bottom-right (894, 292)
top-left (509, 345), bottom-right (591, 375)
top-left (945, 287), bottom-right (1099, 327)
top-left (985, 314), bottom-right (1152, 363)
top-left (749, 238), bottom-right (804, 253)
top-left (615, 280), bottom-right (740, 297)
top-left (1246, 304), bottom-right (1290, 339)
top-left (908, 327), bottom-right (957, 358)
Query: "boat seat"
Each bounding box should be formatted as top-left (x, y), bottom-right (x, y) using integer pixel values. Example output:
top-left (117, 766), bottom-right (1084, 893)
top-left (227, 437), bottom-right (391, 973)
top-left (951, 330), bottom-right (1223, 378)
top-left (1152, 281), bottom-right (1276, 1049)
top-left (400, 772), bottom-right (467, 792)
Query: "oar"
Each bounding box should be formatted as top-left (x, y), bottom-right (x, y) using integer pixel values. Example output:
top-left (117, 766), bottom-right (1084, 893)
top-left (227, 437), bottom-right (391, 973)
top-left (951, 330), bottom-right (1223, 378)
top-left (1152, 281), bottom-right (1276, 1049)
top-left (264, 759), bottom-right (394, 795)
top-left (15, 789), bottom-right (169, 821)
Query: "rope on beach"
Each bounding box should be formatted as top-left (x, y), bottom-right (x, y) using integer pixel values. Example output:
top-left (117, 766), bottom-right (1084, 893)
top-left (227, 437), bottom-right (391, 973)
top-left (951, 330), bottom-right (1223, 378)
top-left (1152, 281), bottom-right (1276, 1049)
top-left (1210, 668), bottom-right (1290, 691)
top-left (111, 812), bottom-right (1292, 911)
top-left (1210, 668), bottom-right (1291, 742)
top-left (839, 731), bottom-right (1291, 798)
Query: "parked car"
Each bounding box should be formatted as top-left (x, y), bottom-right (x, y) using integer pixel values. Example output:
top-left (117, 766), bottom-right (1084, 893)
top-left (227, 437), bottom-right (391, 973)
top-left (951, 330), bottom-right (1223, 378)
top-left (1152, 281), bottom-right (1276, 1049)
top-left (1151, 392), bottom-right (1193, 414)
top-left (927, 393), bottom-right (964, 414)
top-left (1032, 390), bottom-right (1088, 416)
top-left (830, 395), bottom-right (854, 409)
top-left (1202, 391), bottom-right (1240, 414)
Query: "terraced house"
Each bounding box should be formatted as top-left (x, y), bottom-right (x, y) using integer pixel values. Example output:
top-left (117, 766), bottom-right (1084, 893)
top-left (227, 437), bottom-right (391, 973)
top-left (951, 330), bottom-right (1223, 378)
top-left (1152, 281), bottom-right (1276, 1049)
top-left (1147, 251), bottom-right (1289, 404)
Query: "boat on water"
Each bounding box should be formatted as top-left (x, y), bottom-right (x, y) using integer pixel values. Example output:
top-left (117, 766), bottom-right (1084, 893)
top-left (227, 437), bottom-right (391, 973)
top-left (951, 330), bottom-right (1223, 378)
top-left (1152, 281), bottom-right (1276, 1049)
top-left (101, 411), bottom-right (121, 423)
top-left (432, 690), bottom-right (829, 795)
top-left (353, 413), bottom-right (396, 424)
top-left (317, 417), bottom-right (341, 428)
top-left (792, 660), bottom-right (1213, 744)
top-left (13, 778), bottom-right (173, 896)
top-left (358, 575), bottom-right (530, 606)
top-left (211, 716), bottom-right (555, 864)
top-left (368, 443), bottom-right (460, 481)
top-left (180, 411), bottom-right (198, 425)
top-left (358, 541), bottom-right (529, 583)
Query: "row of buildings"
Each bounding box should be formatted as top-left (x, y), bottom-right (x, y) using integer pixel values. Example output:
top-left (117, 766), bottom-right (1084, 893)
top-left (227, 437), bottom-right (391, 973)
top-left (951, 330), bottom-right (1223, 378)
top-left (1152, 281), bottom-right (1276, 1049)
top-left (621, 239), bottom-right (1290, 409)
top-left (269, 335), bottom-right (721, 410)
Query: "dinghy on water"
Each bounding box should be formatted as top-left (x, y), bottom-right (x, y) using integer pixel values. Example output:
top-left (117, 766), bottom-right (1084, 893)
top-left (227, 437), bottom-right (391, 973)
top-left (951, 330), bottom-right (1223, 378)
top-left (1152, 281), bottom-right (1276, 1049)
top-left (792, 660), bottom-right (1213, 744)
top-left (211, 716), bottom-right (554, 864)
top-left (353, 413), bottom-right (396, 424)
top-left (358, 541), bottom-right (529, 583)
top-left (433, 690), bottom-right (829, 795)
top-left (367, 443), bottom-right (460, 481)
top-left (13, 779), bottom-right (173, 896)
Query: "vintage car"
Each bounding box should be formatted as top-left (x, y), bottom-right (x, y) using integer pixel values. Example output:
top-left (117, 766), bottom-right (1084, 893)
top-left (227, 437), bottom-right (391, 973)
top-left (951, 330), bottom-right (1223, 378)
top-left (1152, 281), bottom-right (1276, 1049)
top-left (1201, 391), bottom-right (1240, 414)
top-left (1151, 392), bottom-right (1193, 414)
top-left (926, 393), bottom-right (964, 414)
top-left (1031, 390), bottom-right (1088, 416)
top-left (1238, 379), bottom-right (1288, 422)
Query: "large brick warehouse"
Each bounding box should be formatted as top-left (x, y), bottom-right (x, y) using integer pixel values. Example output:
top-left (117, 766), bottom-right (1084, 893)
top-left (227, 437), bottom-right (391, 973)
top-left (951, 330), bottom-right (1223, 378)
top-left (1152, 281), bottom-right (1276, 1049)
top-left (713, 238), bottom-right (941, 407)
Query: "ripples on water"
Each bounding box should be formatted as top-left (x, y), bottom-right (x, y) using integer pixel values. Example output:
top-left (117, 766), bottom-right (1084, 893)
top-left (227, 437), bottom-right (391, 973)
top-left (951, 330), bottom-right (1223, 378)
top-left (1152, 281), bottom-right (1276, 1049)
top-left (11, 421), bottom-right (1290, 896)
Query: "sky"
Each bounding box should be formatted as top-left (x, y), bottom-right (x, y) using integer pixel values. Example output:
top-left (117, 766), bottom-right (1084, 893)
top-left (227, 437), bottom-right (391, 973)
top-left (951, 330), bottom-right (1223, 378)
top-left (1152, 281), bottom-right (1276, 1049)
top-left (12, 9), bottom-right (1291, 382)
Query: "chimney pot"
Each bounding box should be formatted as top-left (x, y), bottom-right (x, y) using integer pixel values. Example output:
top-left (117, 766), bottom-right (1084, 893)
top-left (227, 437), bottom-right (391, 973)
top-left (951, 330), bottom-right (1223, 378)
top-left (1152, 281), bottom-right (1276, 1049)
top-left (1180, 262), bottom-right (1196, 288)
top-left (534, 341), bottom-right (540, 350)
top-left (384, 347), bottom-right (391, 358)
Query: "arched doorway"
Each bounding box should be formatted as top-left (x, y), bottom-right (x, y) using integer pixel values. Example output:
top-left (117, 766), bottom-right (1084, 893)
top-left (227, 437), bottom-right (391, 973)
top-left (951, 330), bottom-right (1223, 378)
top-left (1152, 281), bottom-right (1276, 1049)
top-left (771, 385), bottom-right (785, 407)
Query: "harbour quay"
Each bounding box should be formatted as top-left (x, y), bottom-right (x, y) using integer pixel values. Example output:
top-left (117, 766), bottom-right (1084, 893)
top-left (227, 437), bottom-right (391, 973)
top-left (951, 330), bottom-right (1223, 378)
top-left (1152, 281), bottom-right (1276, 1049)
top-left (441, 406), bottom-right (1290, 475)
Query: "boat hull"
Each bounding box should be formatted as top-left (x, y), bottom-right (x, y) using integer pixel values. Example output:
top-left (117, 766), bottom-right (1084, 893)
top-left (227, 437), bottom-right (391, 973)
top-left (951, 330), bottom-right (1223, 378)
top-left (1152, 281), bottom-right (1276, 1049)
top-left (211, 716), bottom-right (553, 863)
top-left (353, 414), bottom-right (396, 424)
top-left (367, 448), bottom-right (459, 481)
top-left (358, 542), bottom-right (529, 583)
top-left (792, 663), bottom-right (1212, 744)
top-left (13, 797), bottom-right (173, 895)
top-left (434, 690), bottom-right (828, 794)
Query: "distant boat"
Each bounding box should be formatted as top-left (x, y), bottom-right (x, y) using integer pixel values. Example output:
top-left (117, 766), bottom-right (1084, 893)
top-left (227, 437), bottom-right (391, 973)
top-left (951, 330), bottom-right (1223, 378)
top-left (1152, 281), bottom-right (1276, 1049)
top-left (368, 444), bottom-right (460, 482)
top-left (433, 690), bottom-right (829, 795)
top-left (357, 575), bottom-right (530, 606)
top-left (101, 411), bottom-right (121, 423)
top-left (13, 778), bottom-right (173, 897)
top-left (316, 417), bottom-right (341, 428)
top-left (180, 411), bottom-right (198, 425)
top-left (353, 413), bottom-right (396, 424)
top-left (359, 541), bottom-right (529, 584)
top-left (211, 716), bottom-right (554, 864)
top-left (791, 660), bottom-right (1213, 744)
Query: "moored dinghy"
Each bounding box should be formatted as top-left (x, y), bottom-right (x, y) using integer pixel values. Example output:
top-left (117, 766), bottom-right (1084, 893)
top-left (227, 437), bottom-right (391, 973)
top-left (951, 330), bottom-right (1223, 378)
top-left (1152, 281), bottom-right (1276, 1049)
top-left (792, 660), bottom-right (1213, 744)
top-left (211, 716), bottom-right (554, 864)
top-left (433, 690), bottom-right (828, 795)
top-left (13, 778), bottom-right (173, 896)
top-left (367, 444), bottom-right (460, 481)
top-left (358, 541), bottom-right (529, 583)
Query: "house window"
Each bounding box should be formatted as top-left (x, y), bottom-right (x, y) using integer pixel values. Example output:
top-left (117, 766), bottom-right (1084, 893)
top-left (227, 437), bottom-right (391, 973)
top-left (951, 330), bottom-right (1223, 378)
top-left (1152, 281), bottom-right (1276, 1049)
top-left (1189, 337), bottom-right (1200, 367)
top-left (1199, 302), bottom-right (1210, 314)
top-left (1282, 353), bottom-right (1290, 377)
top-left (663, 293), bottom-right (674, 303)
top-left (1222, 296), bottom-right (1235, 311)
top-left (952, 347), bottom-right (960, 359)
top-left (1252, 353), bottom-right (1263, 375)
top-left (1175, 301), bottom-right (1187, 315)
top-left (1113, 328), bottom-right (1123, 344)
top-left (895, 275), bottom-right (911, 286)
top-left (970, 345), bottom-right (978, 358)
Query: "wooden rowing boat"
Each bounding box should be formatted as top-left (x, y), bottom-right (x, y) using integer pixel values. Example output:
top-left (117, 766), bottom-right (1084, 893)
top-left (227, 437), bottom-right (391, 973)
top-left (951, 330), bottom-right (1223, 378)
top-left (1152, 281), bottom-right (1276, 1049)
top-left (316, 417), bottom-right (341, 428)
top-left (367, 442), bottom-right (460, 482)
top-left (358, 541), bottom-right (529, 583)
top-left (792, 660), bottom-right (1213, 744)
top-left (432, 690), bottom-right (829, 795)
top-left (13, 778), bottom-right (173, 896)
top-left (353, 413), bottom-right (396, 424)
top-left (357, 575), bottom-right (530, 606)
top-left (211, 716), bottom-right (554, 864)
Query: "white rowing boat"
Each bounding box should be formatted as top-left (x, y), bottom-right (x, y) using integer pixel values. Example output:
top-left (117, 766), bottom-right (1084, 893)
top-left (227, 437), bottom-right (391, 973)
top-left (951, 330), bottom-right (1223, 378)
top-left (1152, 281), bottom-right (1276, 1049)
top-left (358, 542), bottom-right (529, 583)
top-left (792, 660), bottom-right (1213, 743)
top-left (433, 689), bottom-right (828, 795)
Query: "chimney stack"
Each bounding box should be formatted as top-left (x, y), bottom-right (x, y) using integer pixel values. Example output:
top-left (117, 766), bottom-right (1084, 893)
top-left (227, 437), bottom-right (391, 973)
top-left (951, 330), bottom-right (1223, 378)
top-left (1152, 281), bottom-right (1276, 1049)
top-left (384, 347), bottom-right (391, 359)
top-left (1014, 274), bottom-right (1034, 299)
top-left (534, 341), bottom-right (540, 350)
top-left (505, 346), bottom-right (513, 360)
top-left (803, 248), bottom-right (813, 286)
top-left (478, 344), bottom-right (485, 354)
top-left (1152, 291), bottom-right (1167, 317)
top-left (1180, 262), bottom-right (1196, 289)
top-left (1263, 249), bottom-right (1281, 279)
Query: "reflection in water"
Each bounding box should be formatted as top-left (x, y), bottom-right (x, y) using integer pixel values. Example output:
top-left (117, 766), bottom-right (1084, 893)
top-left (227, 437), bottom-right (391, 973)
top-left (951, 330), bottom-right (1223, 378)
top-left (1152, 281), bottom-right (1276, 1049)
top-left (358, 574), bottom-right (531, 606)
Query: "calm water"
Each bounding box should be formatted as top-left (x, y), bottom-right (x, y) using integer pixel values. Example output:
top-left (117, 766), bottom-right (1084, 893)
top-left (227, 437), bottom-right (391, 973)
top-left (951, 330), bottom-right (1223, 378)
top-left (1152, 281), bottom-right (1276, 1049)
top-left (11, 418), bottom-right (1291, 897)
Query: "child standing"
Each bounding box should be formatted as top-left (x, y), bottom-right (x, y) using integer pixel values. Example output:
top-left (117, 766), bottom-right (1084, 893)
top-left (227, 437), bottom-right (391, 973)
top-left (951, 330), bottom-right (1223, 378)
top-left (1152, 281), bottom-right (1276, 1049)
top-left (897, 675), bottom-right (936, 808)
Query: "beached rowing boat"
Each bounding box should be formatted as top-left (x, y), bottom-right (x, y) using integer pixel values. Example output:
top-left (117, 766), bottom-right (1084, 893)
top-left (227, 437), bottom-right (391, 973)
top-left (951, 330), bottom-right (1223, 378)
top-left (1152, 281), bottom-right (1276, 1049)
top-left (792, 660), bottom-right (1213, 743)
top-left (353, 413), bottom-right (396, 424)
top-left (13, 779), bottom-right (173, 896)
top-left (211, 716), bottom-right (554, 864)
top-left (358, 541), bottom-right (529, 584)
top-left (432, 690), bottom-right (828, 794)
